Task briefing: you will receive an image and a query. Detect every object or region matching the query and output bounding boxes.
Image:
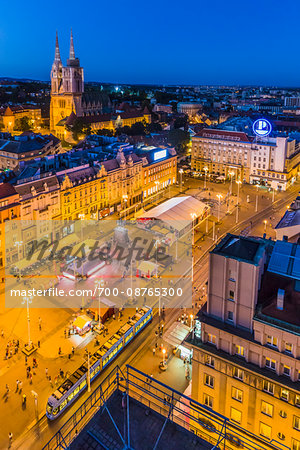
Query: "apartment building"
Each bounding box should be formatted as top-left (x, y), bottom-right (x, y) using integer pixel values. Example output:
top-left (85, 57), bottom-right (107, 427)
top-left (186, 235), bottom-right (300, 449)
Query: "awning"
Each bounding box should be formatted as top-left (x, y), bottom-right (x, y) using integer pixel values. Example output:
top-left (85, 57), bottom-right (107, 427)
top-left (162, 321), bottom-right (190, 348)
top-left (138, 261), bottom-right (157, 274)
top-left (73, 314), bottom-right (92, 330)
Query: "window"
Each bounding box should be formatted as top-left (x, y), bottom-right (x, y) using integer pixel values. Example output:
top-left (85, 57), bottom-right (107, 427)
top-left (278, 432), bottom-right (285, 441)
top-left (259, 422), bottom-right (272, 439)
top-left (285, 342), bottom-right (292, 354)
top-left (295, 395), bottom-right (300, 407)
top-left (265, 358), bottom-right (276, 370)
top-left (205, 355), bottom-right (215, 367)
top-left (233, 367), bottom-right (244, 380)
top-left (292, 439), bottom-right (300, 450)
top-left (232, 387), bottom-right (243, 402)
top-left (266, 335), bottom-right (278, 348)
top-left (283, 365), bottom-right (290, 377)
top-left (263, 380), bottom-right (274, 395)
top-left (227, 311), bottom-right (234, 322)
top-left (231, 407), bottom-right (242, 423)
top-left (294, 416), bottom-right (300, 431)
top-left (229, 290), bottom-right (235, 300)
top-left (279, 410), bottom-right (287, 418)
top-left (203, 393), bottom-right (213, 408)
top-left (207, 334), bottom-right (216, 345)
top-left (235, 345), bottom-right (245, 357)
top-left (204, 374), bottom-right (214, 388)
top-left (261, 401), bottom-right (273, 417)
top-left (281, 389), bottom-right (289, 401)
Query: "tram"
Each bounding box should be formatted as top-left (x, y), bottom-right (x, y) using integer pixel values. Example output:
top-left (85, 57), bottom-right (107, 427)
top-left (46, 306), bottom-right (153, 419)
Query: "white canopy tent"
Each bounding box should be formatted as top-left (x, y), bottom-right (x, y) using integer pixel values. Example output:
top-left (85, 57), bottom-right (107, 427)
top-left (140, 196), bottom-right (210, 233)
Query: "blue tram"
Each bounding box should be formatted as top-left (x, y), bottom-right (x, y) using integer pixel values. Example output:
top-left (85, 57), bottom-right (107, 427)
top-left (46, 306), bottom-right (152, 419)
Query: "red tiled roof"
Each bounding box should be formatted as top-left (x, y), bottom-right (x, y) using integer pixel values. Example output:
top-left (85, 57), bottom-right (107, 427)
top-left (0, 182), bottom-right (18, 199)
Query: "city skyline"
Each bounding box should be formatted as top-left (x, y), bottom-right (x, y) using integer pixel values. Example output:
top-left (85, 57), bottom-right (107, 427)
top-left (1, 0), bottom-right (300, 86)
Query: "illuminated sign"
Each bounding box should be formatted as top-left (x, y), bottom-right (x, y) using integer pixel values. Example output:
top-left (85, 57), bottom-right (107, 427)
top-left (154, 150), bottom-right (167, 161)
top-left (253, 119), bottom-right (272, 137)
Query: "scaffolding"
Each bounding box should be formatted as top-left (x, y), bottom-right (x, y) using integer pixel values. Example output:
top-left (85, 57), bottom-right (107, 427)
top-left (43, 365), bottom-right (289, 450)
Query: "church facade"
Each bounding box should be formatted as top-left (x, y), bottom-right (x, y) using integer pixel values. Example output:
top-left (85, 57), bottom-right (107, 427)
top-left (50, 31), bottom-right (111, 139)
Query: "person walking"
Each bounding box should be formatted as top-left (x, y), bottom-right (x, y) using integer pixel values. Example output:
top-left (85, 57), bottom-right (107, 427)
top-left (38, 317), bottom-right (42, 331)
top-left (8, 432), bottom-right (13, 448)
top-left (16, 380), bottom-right (19, 391)
top-left (152, 347), bottom-right (156, 356)
top-left (45, 367), bottom-right (48, 379)
top-left (72, 346), bottom-right (75, 356)
top-left (19, 381), bottom-right (23, 392)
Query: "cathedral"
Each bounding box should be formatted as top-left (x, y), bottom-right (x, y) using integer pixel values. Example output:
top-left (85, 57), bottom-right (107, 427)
top-left (50, 31), bottom-right (112, 138)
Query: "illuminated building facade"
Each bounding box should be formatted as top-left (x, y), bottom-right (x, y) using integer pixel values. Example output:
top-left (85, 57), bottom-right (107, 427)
top-left (186, 235), bottom-right (300, 449)
top-left (50, 31), bottom-right (111, 138)
top-left (0, 105), bottom-right (42, 133)
top-left (0, 132), bottom-right (61, 171)
top-left (192, 128), bottom-right (300, 190)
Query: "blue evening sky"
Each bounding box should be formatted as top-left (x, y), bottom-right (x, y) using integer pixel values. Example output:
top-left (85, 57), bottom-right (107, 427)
top-left (0, 0), bottom-right (299, 86)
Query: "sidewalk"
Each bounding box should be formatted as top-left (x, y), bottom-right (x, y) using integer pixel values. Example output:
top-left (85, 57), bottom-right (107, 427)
top-left (0, 307), bottom-right (137, 448)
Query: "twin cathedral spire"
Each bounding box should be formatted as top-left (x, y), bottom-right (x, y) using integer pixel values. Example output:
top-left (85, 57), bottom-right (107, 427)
top-left (51, 30), bottom-right (84, 96)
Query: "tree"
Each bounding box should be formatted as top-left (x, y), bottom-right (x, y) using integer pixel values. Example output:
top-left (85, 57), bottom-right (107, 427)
top-left (95, 128), bottom-right (114, 137)
top-left (174, 115), bottom-right (188, 129)
top-left (66, 118), bottom-right (91, 141)
top-left (168, 128), bottom-right (190, 153)
top-left (14, 116), bottom-right (32, 132)
top-left (146, 122), bottom-right (162, 133)
top-left (130, 121), bottom-right (145, 135)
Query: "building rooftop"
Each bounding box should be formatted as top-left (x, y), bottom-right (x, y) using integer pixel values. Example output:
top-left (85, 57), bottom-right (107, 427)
top-left (212, 234), bottom-right (268, 265)
top-left (70, 390), bottom-right (210, 450)
top-left (267, 239), bottom-right (300, 281)
top-left (275, 209), bottom-right (300, 230)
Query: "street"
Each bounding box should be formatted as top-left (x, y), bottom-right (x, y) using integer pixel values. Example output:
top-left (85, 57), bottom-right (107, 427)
top-left (0, 176), bottom-right (299, 449)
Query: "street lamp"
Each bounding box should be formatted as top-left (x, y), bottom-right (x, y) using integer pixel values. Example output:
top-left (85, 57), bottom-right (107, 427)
top-left (162, 348), bottom-right (166, 364)
top-left (229, 171), bottom-right (234, 196)
top-left (217, 194), bottom-right (223, 222)
top-left (22, 295), bottom-right (33, 350)
top-left (14, 241), bottom-right (23, 278)
top-left (264, 220), bottom-right (267, 233)
top-left (190, 314), bottom-right (194, 330)
top-left (255, 184), bottom-right (259, 212)
top-left (204, 166), bottom-right (208, 190)
top-left (122, 195), bottom-right (128, 221)
top-left (190, 213), bottom-right (196, 290)
top-left (235, 180), bottom-right (242, 224)
top-left (95, 279), bottom-right (103, 331)
top-left (179, 169), bottom-right (184, 192)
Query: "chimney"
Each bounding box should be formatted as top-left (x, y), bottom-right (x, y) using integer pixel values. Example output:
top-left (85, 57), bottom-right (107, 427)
top-left (277, 289), bottom-right (285, 310)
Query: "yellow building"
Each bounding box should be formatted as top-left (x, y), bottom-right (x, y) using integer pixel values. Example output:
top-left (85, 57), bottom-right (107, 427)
top-left (0, 183), bottom-right (20, 284)
top-left (58, 166), bottom-right (107, 221)
top-left (141, 147), bottom-right (177, 201)
top-left (0, 105), bottom-right (42, 133)
top-left (186, 235), bottom-right (300, 449)
top-left (49, 31), bottom-right (150, 140)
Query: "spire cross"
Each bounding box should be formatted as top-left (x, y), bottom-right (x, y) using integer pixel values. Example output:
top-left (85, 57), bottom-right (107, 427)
top-left (69, 29), bottom-right (75, 60)
top-left (55, 31), bottom-right (61, 61)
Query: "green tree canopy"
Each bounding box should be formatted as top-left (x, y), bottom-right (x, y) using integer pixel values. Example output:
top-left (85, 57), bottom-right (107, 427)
top-left (14, 116), bottom-right (32, 132)
top-left (168, 128), bottom-right (190, 153)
